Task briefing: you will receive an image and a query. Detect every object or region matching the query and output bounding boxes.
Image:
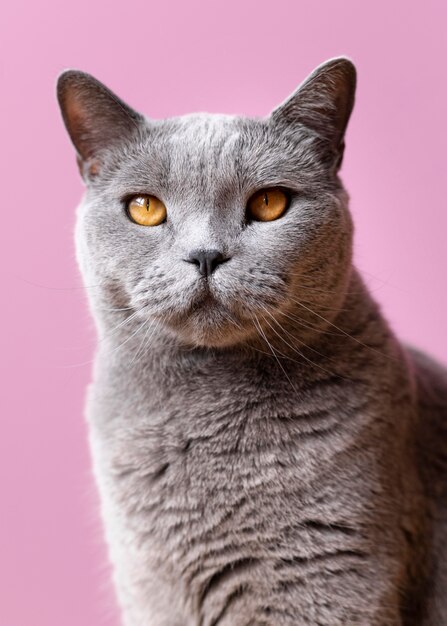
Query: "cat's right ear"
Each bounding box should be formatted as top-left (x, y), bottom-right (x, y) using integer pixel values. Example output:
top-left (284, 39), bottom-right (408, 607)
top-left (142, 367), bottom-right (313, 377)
top-left (56, 70), bottom-right (144, 180)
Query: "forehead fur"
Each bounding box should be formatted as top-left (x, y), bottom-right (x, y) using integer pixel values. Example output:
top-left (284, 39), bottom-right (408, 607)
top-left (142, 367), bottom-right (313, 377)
top-left (97, 110), bottom-right (333, 206)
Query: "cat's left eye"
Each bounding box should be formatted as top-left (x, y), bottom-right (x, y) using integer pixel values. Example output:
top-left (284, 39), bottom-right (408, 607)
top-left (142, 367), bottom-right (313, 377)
top-left (127, 195), bottom-right (167, 226)
top-left (246, 187), bottom-right (289, 222)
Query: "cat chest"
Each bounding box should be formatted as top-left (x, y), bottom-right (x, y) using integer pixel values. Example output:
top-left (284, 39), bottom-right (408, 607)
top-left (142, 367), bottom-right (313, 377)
top-left (101, 393), bottom-right (365, 541)
top-left (97, 401), bottom-right (380, 624)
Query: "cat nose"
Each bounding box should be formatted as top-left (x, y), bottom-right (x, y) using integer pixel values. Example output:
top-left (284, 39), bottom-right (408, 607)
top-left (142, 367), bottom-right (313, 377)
top-left (185, 249), bottom-right (228, 277)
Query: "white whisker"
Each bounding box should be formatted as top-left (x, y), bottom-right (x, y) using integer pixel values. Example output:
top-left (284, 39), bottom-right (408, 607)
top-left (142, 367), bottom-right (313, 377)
top-left (259, 305), bottom-right (348, 381)
top-left (291, 298), bottom-right (395, 361)
top-left (252, 313), bottom-right (298, 394)
top-left (129, 317), bottom-right (160, 365)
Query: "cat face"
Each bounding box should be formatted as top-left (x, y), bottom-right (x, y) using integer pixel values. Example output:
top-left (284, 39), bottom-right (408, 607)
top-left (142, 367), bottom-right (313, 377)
top-left (58, 59), bottom-right (356, 347)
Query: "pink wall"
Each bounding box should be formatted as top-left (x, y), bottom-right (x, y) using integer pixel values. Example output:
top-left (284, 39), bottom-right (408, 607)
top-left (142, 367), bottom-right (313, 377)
top-left (2, 1), bottom-right (446, 625)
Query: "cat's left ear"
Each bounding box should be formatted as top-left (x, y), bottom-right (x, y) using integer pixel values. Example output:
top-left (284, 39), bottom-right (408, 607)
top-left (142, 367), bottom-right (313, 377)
top-left (269, 57), bottom-right (356, 170)
top-left (57, 70), bottom-right (145, 180)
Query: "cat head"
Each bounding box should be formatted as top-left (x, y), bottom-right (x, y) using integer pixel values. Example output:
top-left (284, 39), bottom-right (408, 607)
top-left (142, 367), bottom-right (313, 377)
top-left (57, 58), bottom-right (356, 348)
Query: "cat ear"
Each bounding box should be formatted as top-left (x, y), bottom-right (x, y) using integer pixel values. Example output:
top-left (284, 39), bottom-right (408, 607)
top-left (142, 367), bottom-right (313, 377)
top-left (270, 57), bottom-right (356, 168)
top-left (57, 70), bottom-right (144, 179)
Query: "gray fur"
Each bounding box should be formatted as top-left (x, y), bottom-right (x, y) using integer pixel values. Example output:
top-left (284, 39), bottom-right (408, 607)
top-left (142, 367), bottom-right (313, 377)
top-left (57, 58), bottom-right (447, 625)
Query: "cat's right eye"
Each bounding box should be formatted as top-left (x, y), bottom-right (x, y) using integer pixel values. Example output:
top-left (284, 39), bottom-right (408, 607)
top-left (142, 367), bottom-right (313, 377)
top-left (127, 195), bottom-right (167, 226)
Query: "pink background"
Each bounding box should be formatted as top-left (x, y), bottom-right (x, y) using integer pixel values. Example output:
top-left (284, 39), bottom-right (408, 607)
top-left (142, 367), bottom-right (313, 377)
top-left (1, 1), bottom-right (446, 625)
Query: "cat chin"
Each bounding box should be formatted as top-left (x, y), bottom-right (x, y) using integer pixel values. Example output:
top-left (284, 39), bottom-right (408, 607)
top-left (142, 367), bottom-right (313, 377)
top-left (185, 329), bottom-right (251, 349)
top-left (162, 314), bottom-right (252, 349)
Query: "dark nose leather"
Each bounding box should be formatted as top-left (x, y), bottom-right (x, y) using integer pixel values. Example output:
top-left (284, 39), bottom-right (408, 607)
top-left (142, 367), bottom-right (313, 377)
top-left (185, 249), bottom-right (228, 277)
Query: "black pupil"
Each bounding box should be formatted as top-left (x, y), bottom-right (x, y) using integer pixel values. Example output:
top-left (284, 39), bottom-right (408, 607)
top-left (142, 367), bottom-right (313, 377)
top-left (264, 192), bottom-right (269, 206)
top-left (146, 198), bottom-right (150, 211)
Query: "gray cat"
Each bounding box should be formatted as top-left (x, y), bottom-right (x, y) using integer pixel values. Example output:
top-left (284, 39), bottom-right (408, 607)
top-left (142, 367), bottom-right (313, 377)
top-left (57, 58), bottom-right (447, 625)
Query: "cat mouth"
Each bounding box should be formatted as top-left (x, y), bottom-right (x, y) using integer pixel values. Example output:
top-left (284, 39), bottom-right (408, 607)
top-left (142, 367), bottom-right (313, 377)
top-left (158, 282), bottom-right (248, 346)
top-left (184, 274), bottom-right (223, 306)
top-left (190, 286), bottom-right (217, 310)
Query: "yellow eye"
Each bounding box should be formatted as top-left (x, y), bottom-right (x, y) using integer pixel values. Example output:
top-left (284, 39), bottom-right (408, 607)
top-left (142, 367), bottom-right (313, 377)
top-left (247, 188), bottom-right (289, 222)
top-left (127, 195), bottom-right (167, 226)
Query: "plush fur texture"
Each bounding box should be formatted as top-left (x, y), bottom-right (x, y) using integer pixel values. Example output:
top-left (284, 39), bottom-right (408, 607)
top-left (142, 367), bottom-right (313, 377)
top-left (57, 58), bottom-right (447, 625)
